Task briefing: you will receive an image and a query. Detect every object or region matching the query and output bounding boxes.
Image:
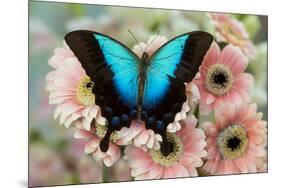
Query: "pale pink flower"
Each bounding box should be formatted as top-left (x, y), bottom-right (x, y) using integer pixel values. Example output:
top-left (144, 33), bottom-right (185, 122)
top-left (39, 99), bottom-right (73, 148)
top-left (67, 139), bottom-right (87, 159)
top-left (209, 13), bottom-right (256, 59)
top-left (117, 120), bottom-right (163, 151)
top-left (132, 35), bottom-right (168, 58)
top-left (202, 103), bottom-right (267, 175)
top-left (185, 81), bottom-right (200, 108)
top-left (45, 41), bottom-right (75, 92)
top-left (195, 42), bottom-right (253, 114)
top-left (74, 121), bottom-right (121, 167)
top-left (125, 115), bottom-right (207, 180)
top-left (48, 41), bottom-right (74, 69)
top-left (46, 45), bottom-right (105, 129)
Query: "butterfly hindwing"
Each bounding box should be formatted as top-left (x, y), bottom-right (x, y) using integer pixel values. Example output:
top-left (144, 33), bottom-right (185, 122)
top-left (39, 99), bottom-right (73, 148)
top-left (65, 30), bottom-right (140, 151)
top-left (142, 31), bottom-right (213, 155)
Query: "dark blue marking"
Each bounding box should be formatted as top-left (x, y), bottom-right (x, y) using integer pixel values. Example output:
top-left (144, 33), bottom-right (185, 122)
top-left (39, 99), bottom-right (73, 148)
top-left (141, 111), bottom-right (148, 120)
top-left (121, 114), bottom-right (129, 122)
top-left (156, 120), bottom-right (165, 130)
top-left (129, 109), bottom-right (137, 118)
top-left (111, 116), bottom-right (120, 126)
top-left (148, 117), bottom-right (156, 126)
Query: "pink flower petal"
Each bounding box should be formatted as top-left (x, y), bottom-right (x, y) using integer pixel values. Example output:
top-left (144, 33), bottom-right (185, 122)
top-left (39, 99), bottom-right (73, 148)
top-left (220, 45), bottom-right (248, 74)
top-left (126, 115), bottom-right (207, 179)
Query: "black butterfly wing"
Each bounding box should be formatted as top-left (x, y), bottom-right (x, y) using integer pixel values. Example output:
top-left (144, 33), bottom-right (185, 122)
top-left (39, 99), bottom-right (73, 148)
top-left (65, 30), bottom-right (141, 152)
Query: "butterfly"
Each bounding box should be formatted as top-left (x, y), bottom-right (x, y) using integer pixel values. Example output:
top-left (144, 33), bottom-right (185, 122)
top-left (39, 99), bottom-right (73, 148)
top-left (65, 30), bottom-right (213, 156)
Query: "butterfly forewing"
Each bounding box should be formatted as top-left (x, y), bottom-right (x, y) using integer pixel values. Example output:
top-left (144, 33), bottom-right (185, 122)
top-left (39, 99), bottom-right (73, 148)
top-left (65, 30), bottom-right (141, 152)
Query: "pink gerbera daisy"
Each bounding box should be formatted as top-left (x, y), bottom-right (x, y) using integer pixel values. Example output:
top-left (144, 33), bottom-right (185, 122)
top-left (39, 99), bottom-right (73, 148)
top-left (45, 41), bottom-right (75, 92)
top-left (117, 120), bottom-right (163, 151)
top-left (46, 43), bottom-right (105, 130)
top-left (195, 42), bottom-right (253, 114)
top-left (48, 41), bottom-right (74, 69)
top-left (74, 121), bottom-right (121, 167)
top-left (125, 115), bottom-right (207, 180)
top-left (185, 82), bottom-right (201, 109)
top-left (209, 13), bottom-right (256, 59)
top-left (202, 103), bottom-right (267, 175)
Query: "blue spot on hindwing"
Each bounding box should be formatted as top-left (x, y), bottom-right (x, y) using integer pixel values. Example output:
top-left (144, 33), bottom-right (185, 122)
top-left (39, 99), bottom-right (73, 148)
top-left (121, 114), bottom-right (129, 122)
top-left (148, 117), bottom-right (156, 126)
top-left (141, 110), bottom-right (148, 120)
top-left (156, 120), bottom-right (165, 129)
top-left (129, 109), bottom-right (137, 118)
top-left (111, 116), bottom-right (120, 126)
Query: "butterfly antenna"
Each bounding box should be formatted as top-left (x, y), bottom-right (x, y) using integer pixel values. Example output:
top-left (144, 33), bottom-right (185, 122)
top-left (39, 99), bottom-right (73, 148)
top-left (143, 31), bottom-right (160, 52)
top-left (128, 29), bottom-right (144, 53)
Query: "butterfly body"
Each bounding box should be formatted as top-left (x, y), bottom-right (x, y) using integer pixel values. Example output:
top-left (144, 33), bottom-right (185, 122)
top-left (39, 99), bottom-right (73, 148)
top-left (136, 52), bottom-right (149, 119)
top-left (65, 30), bottom-right (213, 155)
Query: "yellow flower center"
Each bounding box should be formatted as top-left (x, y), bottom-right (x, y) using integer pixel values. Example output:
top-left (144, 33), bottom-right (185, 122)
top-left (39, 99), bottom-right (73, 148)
top-left (217, 124), bottom-right (248, 160)
top-left (76, 76), bottom-right (95, 106)
top-left (151, 133), bottom-right (183, 167)
top-left (205, 64), bottom-right (234, 96)
top-left (95, 124), bottom-right (120, 143)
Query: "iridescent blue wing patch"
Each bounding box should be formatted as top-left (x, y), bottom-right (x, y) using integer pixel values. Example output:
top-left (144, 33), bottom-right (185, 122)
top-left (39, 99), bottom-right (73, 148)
top-left (94, 34), bottom-right (139, 108)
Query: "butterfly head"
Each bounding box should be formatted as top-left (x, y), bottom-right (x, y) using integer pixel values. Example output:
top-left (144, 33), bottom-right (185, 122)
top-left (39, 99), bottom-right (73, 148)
top-left (141, 52), bottom-right (149, 64)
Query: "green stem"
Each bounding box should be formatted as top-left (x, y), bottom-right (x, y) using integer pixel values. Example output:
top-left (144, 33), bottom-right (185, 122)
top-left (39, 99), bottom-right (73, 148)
top-left (102, 163), bottom-right (109, 183)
